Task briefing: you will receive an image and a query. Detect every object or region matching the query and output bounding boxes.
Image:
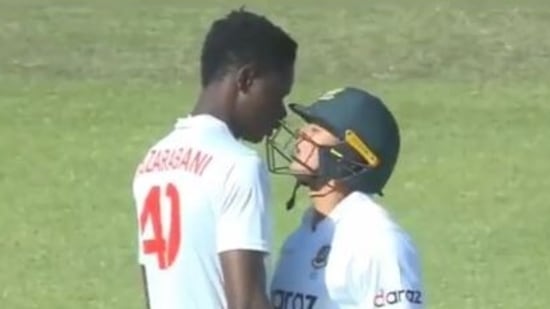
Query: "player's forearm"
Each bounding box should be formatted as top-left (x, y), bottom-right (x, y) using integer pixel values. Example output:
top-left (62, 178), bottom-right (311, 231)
top-left (140, 265), bottom-right (152, 309)
top-left (247, 295), bottom-right (272, 309)
top-left (226, 292), bottom-right (271, 309)
top-left (223, 269), bottom-right (272, 309)
top-left (220, 250), bottom-right (272, 309)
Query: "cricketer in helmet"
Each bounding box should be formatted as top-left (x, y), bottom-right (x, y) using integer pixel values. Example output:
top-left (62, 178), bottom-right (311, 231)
top-left (266, 87), bottom-right (425, 308)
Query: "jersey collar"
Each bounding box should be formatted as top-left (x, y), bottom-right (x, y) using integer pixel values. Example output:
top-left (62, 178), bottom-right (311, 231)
top-left (327, 191), bottom-right (369, 222)
top-left (174, 114), bottom-right (234, 138)
top-left (302, 192), bottom-right (387, 227)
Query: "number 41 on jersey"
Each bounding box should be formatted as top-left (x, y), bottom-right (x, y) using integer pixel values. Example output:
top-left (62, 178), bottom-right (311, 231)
top-left (139, 183), bottom-right (182, 270)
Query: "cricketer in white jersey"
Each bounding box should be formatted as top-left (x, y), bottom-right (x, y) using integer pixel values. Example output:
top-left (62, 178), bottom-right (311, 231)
top-left (266, 87), bottom-right (424, 309)
top-left (130, 7), bottom-right (297, 309)
top-left (133, 115), bottom-right (272, 308)
top-left (270, 193), bottom-right (423, 309)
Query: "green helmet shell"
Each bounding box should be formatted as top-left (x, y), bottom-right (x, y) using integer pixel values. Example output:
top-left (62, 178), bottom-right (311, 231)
top-left (289, 87), bottom-right (400, 195)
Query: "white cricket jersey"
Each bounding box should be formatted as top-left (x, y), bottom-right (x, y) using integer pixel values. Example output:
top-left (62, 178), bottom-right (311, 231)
top-left (132, 114), bottom-right (273, 309)
top-left (270, 192), bottom-right (424, 309)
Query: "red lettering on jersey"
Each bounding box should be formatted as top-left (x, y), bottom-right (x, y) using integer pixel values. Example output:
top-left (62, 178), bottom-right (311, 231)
top-left (167, 147), bottom-right (182, 170)
top-left (140, 183), bottom-right (181, 269)
top-left (152, 150), bottom-right (164, 171)
top-left (137, 148), bottom-right (213, 176)
top-left (141, 150), bottom-right (155, 173)
top-left (161, 149), bottom-right (171, 171)
top-left (180, 148), bottom-right (192, 170)
top-left (191, 151), bottom-right (213, 175)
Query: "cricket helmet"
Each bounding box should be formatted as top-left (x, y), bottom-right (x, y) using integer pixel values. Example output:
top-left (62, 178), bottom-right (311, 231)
top-left (266, 87), bottom-right (401, 198)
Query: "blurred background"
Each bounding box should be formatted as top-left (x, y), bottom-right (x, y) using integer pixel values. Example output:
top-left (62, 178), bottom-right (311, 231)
top-left (1, 0), bottom-right (549, 308)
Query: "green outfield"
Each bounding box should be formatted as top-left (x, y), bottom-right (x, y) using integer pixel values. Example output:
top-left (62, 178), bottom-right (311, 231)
top-left (1, 0), bottom-right (550, 308)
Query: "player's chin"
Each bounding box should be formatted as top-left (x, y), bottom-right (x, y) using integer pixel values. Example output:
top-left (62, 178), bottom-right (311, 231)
top-left (293, 173), bottom-right (316, 186)
top-left (243, 131), bottom-right (267, 144)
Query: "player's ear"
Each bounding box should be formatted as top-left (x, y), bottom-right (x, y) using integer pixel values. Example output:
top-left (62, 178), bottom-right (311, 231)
top-left (236, 64), bottom-right (258, 94)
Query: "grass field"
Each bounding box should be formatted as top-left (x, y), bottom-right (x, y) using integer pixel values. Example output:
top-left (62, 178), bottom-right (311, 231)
top-left (2, 0), bottom-right (550, 308)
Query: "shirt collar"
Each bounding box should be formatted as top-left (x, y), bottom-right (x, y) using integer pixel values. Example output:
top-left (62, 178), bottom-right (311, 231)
top-left (174, 114), bottom-right (234, 138)
top-left (301, 191), bottom-right (387, 226)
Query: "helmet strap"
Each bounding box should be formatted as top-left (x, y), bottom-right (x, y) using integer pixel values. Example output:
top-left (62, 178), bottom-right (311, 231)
top-left (285, 181), bottom-right (301, 210)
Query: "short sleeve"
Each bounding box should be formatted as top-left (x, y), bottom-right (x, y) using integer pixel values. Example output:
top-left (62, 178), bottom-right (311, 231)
top-left (348, 232), bottom-right (425, 309)
top-left (216, 155), bottom-right (272, 254)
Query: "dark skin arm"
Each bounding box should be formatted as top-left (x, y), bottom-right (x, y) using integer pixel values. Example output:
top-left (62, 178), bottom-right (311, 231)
top-left (220, 250), bottom-right (272, 309)
top-left (141, 265), bottom-right (152, 309)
